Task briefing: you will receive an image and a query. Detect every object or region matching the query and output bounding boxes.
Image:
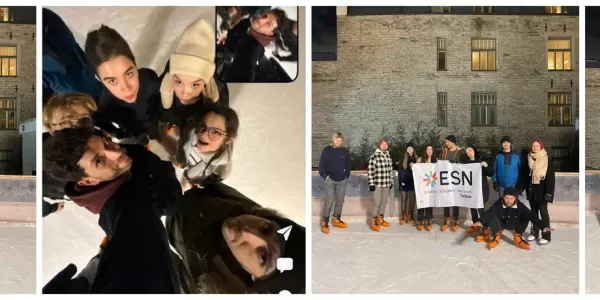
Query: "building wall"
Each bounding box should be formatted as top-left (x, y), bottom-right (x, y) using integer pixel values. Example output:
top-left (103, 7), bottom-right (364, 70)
top-left (0, 23), bottom-right (36, 174)
top-left (586, 69), bottom-right (600, 169)
top-left (312, 14), bottom-right (579, 167)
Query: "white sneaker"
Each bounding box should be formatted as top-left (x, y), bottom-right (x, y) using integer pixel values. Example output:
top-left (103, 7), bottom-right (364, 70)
top-left (540, 238), bottom-right (550, 245)
top-left (527, 235), bottom-right (537, 242)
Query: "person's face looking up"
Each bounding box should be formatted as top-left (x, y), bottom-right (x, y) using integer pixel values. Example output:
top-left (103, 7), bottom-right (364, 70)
top-left (77, 135), bottom-right (132, 186)
top-left (172, 74), bottom-right (204, 104)
top-left (96, 55), bottom-right (139, 103)
top-left (251, 11), bottom-right (279, 36)
top-left (195, 112), bottom-right (229, 153)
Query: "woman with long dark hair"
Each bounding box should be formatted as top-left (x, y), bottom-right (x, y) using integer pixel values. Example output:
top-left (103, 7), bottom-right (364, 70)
top-left (416, 145), bottom-right (437, 231)
top-left (460, 146), bottom-right (494, 234)
top-left (399, 143), bottom-right (418, 226)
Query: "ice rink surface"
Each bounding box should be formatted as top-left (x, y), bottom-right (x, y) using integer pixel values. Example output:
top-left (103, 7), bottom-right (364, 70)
top-left (587, 213), bottom-right (600, 293)
top-left (312, 218), bottom-right (578, 294)
top-left (0, 224), bottom-right (35, 294)
top-left (43, 6), bottom-right (305, 285)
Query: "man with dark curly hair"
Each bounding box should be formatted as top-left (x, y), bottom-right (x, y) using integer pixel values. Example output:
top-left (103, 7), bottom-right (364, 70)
top-left (42, 125), bottom-right (181, 293)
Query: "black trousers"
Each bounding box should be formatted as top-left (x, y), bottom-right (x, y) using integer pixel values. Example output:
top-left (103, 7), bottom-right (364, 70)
top-left (417, 207), bottom-right (433, 221)
top-left (486, 216), bottom-right (529, 236)
top-left (530, 200), bottom-right (551, 241)
top-left (443, 206), bottom-right (459, 220)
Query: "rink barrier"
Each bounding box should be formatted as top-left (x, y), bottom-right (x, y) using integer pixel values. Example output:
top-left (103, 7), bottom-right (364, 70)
top-left (312, 171), bottom-right (579, 224)
top-left (585, 171), bottom-right (600, 211)
top-left (0, 176), bottom-right (35, 223)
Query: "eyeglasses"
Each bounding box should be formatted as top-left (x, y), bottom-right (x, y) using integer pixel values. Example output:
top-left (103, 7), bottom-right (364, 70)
top-left (197, 123), bottom-right (227, 141)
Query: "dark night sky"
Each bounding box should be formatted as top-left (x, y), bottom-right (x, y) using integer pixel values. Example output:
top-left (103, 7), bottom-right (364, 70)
top-left (8, 7), bottom-right (35, 24)
top-left (587, 7), bottom-right (600, 65)
top-left (312, 6), bottom-right (336, 55)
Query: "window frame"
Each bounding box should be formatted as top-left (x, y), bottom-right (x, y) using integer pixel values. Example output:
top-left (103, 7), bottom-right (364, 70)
top-left (471, 92), bottom-right (497, 127)
top-left (546, 6), bottom-right (567, 14)
top-left (471, 38), bottom-right (497, 71)
top-left (437, 92), bottom-right (448, 127)
top-left (0, 98), bottom-right (17, 130)
top-left (547, 38), bottom-right (572, 71)
top-left (547, 92), bottom-right (574, 126)
top-left (437, 38), bottom-right (447, 71)
top-left (473, 6), bottom-right (493, 14)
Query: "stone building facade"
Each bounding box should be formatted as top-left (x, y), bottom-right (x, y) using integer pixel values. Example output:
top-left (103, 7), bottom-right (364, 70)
top-left (0, 7), bottom-right (36, 174)
top-left (586, 69), bottom-right (600, 169)
top-left (312, 7), bottom-right (579, 170)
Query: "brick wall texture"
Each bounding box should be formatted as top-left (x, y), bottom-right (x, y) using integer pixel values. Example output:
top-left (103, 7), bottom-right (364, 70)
top-left (586, 69), bottom-right (600, 169)
top-left (0, 23), bottom-right (36, 174)
top-left (312, 15), bottom-right (579, 168)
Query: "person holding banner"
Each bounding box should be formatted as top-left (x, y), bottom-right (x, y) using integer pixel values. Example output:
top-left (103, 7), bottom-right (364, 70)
top-left (440, 135), bottom-right (462, 232)
top-left (460, 146), bottom-right (494, 234)
top-left (492, 136), bottom-right (521, 198)
top-left (368, 138), bottom-right (394, 232)
top-left (318, 132), bottom-right (351, 234)
top-left (521, 140), bottom-right (555, 245)
top-left (472, 187), bottom-right (553, 250)
top-left (399, 143), bottom-right (418, 226)
top-left (416, 145), bottom-right (437, 231)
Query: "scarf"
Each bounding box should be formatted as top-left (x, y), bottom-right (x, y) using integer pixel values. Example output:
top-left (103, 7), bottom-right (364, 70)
top-left (528, 149), bottom-right (548, 184)
top-left (249, 28), bottom-right (275, 47)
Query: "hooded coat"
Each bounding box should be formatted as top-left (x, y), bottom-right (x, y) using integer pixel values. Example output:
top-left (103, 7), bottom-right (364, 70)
top-left (166, 183), bottom-right (305, 294)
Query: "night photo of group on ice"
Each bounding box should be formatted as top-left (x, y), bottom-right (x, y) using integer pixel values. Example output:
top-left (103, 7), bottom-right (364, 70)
top-left (41, 6), bottom-right (306, 294)
top-left (312, 6), bottom-right (579, 294)
top-left (215, 6), bottom-right (298, 82)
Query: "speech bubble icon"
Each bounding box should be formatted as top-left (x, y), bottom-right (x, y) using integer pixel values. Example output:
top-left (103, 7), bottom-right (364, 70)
top-left (276, 257), bottom-right (293, 273)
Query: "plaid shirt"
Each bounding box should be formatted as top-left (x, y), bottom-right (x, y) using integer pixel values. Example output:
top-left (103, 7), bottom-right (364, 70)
top-left (368, 149), bottom-right (394, 187)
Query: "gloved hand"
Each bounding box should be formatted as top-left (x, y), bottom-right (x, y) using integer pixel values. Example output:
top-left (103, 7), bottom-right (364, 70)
top-left (493, 183), bottom-right (498, 192)
top-left (369, 185), bottom-right (376, 192)
top-left (481, 161), bottom-right (488, 168)
top-left (42, 264), bottom-right (90, 294)
top-left (544, 194), bottom-right (553, 202)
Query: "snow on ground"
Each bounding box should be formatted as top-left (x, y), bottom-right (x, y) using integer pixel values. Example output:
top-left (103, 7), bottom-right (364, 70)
top-left (43, 6), bottom-right (305, 285)
top-left (312, 218), bottom-right (578, 294)
top-left (0, 224), bottom-right (35, 294)
top-left (587, 212), bottom-right (600, 293)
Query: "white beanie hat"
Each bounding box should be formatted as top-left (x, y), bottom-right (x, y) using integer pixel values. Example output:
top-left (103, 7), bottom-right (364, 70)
top-left (160, 19), bottom-right (219, 109)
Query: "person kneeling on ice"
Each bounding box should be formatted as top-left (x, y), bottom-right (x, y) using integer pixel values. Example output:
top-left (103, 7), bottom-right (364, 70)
top-left (471, 187), bottom-right (553, 250)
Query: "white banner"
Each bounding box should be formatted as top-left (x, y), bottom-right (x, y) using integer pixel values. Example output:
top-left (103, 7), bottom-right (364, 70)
top-left (411, 161), bottom-right (483, 209)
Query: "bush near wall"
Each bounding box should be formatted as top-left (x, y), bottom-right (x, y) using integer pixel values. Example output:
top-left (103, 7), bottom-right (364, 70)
top-left (343, 119), bottom-right (561, 171)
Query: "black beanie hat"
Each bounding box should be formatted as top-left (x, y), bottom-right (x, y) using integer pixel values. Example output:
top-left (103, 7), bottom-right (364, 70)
top-left (445, 135), bottom-right (457, 144)
top-left (406, 142), bottom-right (415, 149)
top-left (500, 135), bottom-right (512, 145)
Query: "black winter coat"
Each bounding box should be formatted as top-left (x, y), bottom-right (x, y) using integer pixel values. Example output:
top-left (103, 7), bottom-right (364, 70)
top-left (520, 155), bottom-right (556, 203)
top-left (97, 145), bottom-right (181, 236)
top-left (479, 198), bottom-right (545, 229)
top-left (96, 68), bottom-right (161, 140)
top-left (166, 183), bottom-right (305, 294)
top-left (459, 150), bottom-right (494, 203)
